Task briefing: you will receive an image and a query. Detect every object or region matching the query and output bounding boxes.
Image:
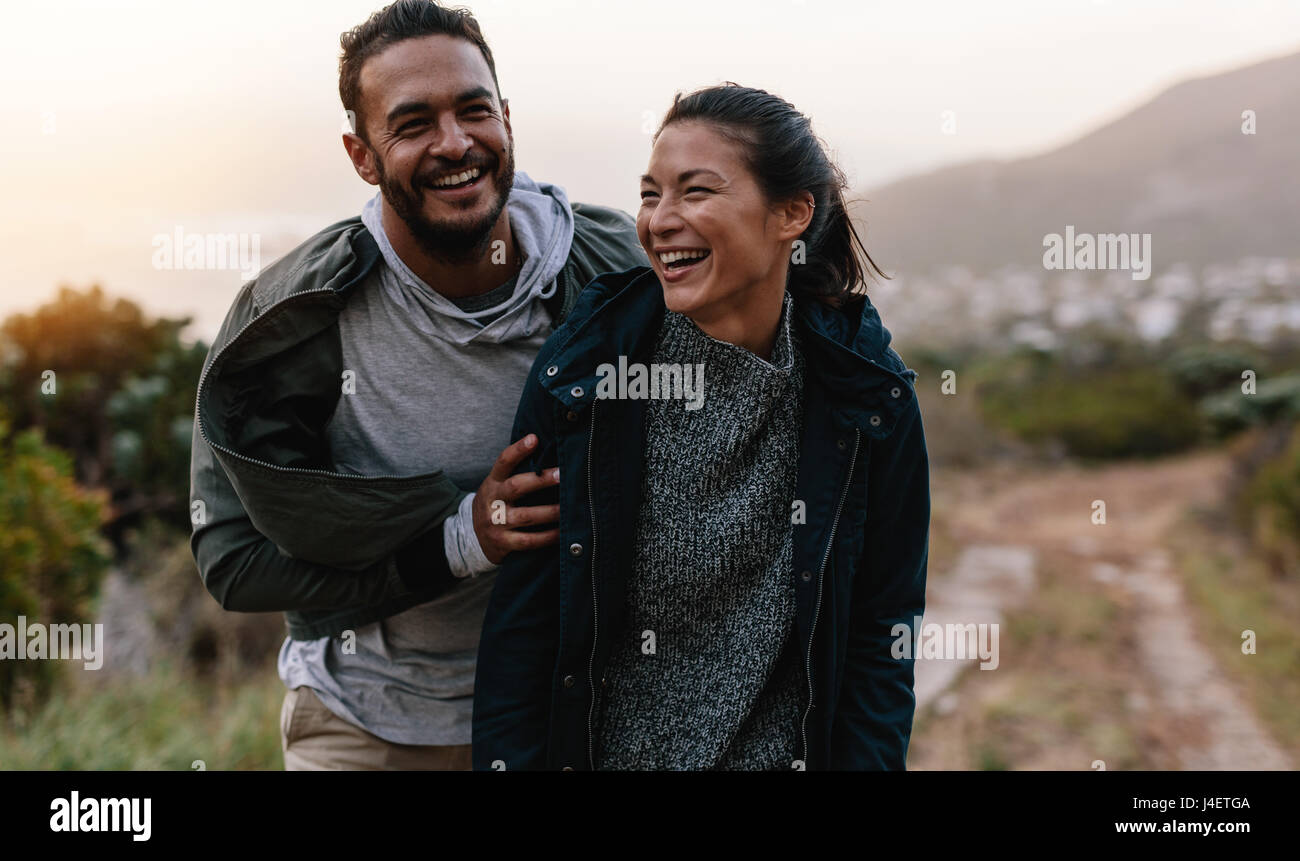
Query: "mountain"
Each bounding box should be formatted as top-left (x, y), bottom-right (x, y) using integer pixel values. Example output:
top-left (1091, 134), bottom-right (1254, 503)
top-left (857, 49), bottom-right (1300, 276)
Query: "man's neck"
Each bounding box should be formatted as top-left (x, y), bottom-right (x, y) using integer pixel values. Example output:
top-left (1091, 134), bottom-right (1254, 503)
top-left (381, 203), bottom-right (518, 300)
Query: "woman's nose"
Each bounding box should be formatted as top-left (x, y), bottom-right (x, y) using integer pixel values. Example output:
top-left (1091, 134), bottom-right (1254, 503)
top-left (648, 197), bottom-right (684, 235)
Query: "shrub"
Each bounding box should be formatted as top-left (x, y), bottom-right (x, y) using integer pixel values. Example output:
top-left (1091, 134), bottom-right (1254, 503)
top-left (0, 421), bottom-right (110, 708)
top-left (977, 364), bottom-right (1202, 459)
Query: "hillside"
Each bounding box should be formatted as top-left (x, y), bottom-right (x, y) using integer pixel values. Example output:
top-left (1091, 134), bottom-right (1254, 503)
top-left (859, 49), bottom-right (1300, 275)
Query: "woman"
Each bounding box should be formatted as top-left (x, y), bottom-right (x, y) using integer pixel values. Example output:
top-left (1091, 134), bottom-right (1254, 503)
top-left (471, 84), bottom-right (929, 771)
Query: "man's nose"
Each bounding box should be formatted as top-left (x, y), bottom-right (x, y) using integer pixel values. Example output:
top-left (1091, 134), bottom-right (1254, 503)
top-left (426, 116), bottom-right (473, 162)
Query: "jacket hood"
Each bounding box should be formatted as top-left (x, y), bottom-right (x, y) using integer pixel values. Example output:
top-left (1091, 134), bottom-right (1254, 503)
top-left (359, 170), bottom-right (574, 346)
top-left (537, 265), bottom-right (919, 439)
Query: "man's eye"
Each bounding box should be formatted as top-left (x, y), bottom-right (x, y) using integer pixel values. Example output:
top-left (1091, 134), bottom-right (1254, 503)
top-left (398, 119), bottom-right (428, 133)
top-left (640, 191), bottom-right (659, 201)
top-left (465, 105), bottom-right (493, 116)
top-left (686, 186), bottom-right (712, 195)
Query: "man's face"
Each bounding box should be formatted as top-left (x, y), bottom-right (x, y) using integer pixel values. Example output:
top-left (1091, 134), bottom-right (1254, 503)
top-left (351, 34), bottom-right (514, 261)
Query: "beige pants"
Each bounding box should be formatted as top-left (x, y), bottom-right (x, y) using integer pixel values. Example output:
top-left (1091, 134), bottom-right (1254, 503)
top-left (280, 686), bottom-right (472, 771)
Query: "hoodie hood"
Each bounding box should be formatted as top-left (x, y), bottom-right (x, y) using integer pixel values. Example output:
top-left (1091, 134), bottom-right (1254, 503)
top-left (360, 169), bottom-right (575, 346)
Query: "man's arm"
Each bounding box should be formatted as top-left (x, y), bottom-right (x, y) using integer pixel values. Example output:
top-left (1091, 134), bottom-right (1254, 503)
top-left (189, 414), bottom-right (459, 612)
top-left (829, 395), bottom-right (930, 769)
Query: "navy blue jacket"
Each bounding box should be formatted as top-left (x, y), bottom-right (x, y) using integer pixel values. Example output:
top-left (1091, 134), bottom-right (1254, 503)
top-left (472, 265), bottom-right (930, 770)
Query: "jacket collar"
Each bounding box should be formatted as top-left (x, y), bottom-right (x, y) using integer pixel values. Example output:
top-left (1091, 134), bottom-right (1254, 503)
top-left (540, 265), bottom-right (917, 438)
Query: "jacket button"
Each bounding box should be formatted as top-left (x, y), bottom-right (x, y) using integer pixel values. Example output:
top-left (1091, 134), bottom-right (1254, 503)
top-left (571, 385), bottom-right (585, 399)
top-left (869, 415), bottom-right (882, 427)
top-left (569, 542), bottom-right (584, 557)
top-left (563, 675), bottom-right (576, 688)
top-left (800, 570), bottom-right (813, 582)
top-left (890, 386), bottom-right (902, 398)
top-left (836, 438), bottom-right (846, 450)
top-left (546, 365), bottom-right (558, 377)
top-left (566, 410), bottom-right (579, 422)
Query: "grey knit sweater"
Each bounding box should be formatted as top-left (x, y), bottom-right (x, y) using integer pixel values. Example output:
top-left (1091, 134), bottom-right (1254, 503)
top-left (596, 292), bottom-right (806, 770)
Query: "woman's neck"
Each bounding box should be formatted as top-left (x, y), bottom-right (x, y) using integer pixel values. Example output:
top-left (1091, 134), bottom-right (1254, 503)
top-left (688, 279), bottom-right (788, 361)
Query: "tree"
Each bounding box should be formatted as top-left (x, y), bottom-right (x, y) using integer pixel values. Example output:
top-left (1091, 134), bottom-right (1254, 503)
top-left (0, 419), bottom-right (111, 708)
top-left (0, 286), bottom-right (208, 540)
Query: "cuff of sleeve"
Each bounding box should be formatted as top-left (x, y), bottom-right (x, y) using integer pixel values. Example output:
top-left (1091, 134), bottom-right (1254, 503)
top-left (444, 491), bottom-right (499, 578)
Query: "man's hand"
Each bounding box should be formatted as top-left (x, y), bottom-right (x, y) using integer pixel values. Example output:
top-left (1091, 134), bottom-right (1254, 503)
top-left (472, 434), bottom-right (562, 565)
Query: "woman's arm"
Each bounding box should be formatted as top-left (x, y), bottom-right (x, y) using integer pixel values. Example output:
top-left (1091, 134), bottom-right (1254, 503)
top-left (830, 395), bottom-right (931, 769)
top-left (471, 367), bottom-right (565, 771)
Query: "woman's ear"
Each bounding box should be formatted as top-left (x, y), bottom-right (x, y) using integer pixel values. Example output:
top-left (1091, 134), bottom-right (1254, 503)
top-left (776, 192), bottom-right (816, 242)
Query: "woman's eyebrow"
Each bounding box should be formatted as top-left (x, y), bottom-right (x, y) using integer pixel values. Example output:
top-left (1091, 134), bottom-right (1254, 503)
top-left (640, 169), bottom-right (724, 185)
top-left (676, 169), bottom-right (724, 183)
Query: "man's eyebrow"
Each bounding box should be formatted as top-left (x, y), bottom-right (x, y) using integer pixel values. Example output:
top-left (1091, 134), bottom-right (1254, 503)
top-left (454, 86), bottom-right (495, 105)
top-left (640, 169), bottom-right (723, 185)
top-left (386, 100), bottom-right (430, 125)
top-left (385, 87), bottom-right (496, 125)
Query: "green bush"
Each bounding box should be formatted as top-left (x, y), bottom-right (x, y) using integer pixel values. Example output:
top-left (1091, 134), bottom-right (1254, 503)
top-left (0, 286), bottom-right (207, 533)
top-left (1238, 423), bottom-right (1300, 578)
top-left (0, 421), bottom-right (111, 707)
top-left (1201, 374), bottom-right (1300, 437)
top-left (977, 364), bottom-right (1202, 459)
top-left (1165, 345), bottom-right (1262, 400)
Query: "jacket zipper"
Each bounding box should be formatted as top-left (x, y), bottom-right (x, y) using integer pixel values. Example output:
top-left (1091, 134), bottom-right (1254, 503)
top-left (585, 401), bottom-right (600, 770)
top-left (800, 427), bottom-right (860, 768)
top-left (194, 288), bottom-right (435, 483)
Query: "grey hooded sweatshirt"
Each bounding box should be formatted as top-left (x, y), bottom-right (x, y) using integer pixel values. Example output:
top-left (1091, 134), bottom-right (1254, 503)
top-left (279, 171), bottom-right (578, 746)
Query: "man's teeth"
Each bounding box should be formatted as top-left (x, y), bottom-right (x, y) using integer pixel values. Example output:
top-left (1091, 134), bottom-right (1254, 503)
top-left (658, 249), bottom-right (710, 265)
top-left (431, 167), bottom-right (482, 188)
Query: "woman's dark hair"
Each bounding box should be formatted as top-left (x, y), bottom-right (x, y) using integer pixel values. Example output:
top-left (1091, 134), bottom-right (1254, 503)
top-left (656, 83), bottom-right (889, 303)
top-left (339, 0), bottom-right (500, 142)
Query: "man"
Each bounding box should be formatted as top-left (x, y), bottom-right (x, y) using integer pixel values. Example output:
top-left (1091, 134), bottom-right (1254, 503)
top-left (189, 0), bottom-right (646, 770)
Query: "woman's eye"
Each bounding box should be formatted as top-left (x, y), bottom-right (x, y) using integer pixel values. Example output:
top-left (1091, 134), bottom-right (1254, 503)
top-left (640, 191), bottom-right (659, 201)
top-left (685, 186), bottom-right (712, 196)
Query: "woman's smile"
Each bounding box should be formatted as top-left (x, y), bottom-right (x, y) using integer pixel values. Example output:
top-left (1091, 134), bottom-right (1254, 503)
top-left (655, 246), bottom-right (712, 283)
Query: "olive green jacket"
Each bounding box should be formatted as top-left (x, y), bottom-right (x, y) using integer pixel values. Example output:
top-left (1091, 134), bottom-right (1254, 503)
top-left (188, 204), bottom-right (646, 639)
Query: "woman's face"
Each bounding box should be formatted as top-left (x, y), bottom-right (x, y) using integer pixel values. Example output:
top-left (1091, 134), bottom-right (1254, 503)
top-left (637, 121), bottom-right (791, 320)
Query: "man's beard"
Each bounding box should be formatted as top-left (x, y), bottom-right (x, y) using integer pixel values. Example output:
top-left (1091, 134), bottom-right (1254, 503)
top-left (375, 145), bottom-right (515, 264)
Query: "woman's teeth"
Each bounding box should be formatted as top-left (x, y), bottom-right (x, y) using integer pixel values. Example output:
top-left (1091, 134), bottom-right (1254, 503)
top-left (659, 249), bottom-right (710, 269)
top-left (431, 167), bottom-right (482, 188)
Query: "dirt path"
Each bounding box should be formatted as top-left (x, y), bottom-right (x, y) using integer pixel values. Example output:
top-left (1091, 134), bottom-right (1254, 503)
top-left (913, 544), bottom-right (1036, 712)
top-left (925, 450), bottom-right (1292, 769)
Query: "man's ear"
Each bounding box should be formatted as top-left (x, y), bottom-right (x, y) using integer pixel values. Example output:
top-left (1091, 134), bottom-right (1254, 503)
top-left (343, 131), bottom-right (381, 186)
top-left (501, 97), bottom-right (512, 135)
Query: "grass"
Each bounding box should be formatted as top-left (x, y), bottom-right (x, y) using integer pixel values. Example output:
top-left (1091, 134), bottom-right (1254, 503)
top-left (1172, 510), bottom-right (1300, 762)
top-left (0, 661), bottom-right (284, 770)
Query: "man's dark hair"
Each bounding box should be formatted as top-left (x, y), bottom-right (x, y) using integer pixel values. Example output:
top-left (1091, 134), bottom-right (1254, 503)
top-left (339, 0), bottom-right (501, 141)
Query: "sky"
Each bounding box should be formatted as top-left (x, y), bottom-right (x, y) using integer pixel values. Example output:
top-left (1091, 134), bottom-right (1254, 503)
top-left (3, 0), bottom-right (1298, 339)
